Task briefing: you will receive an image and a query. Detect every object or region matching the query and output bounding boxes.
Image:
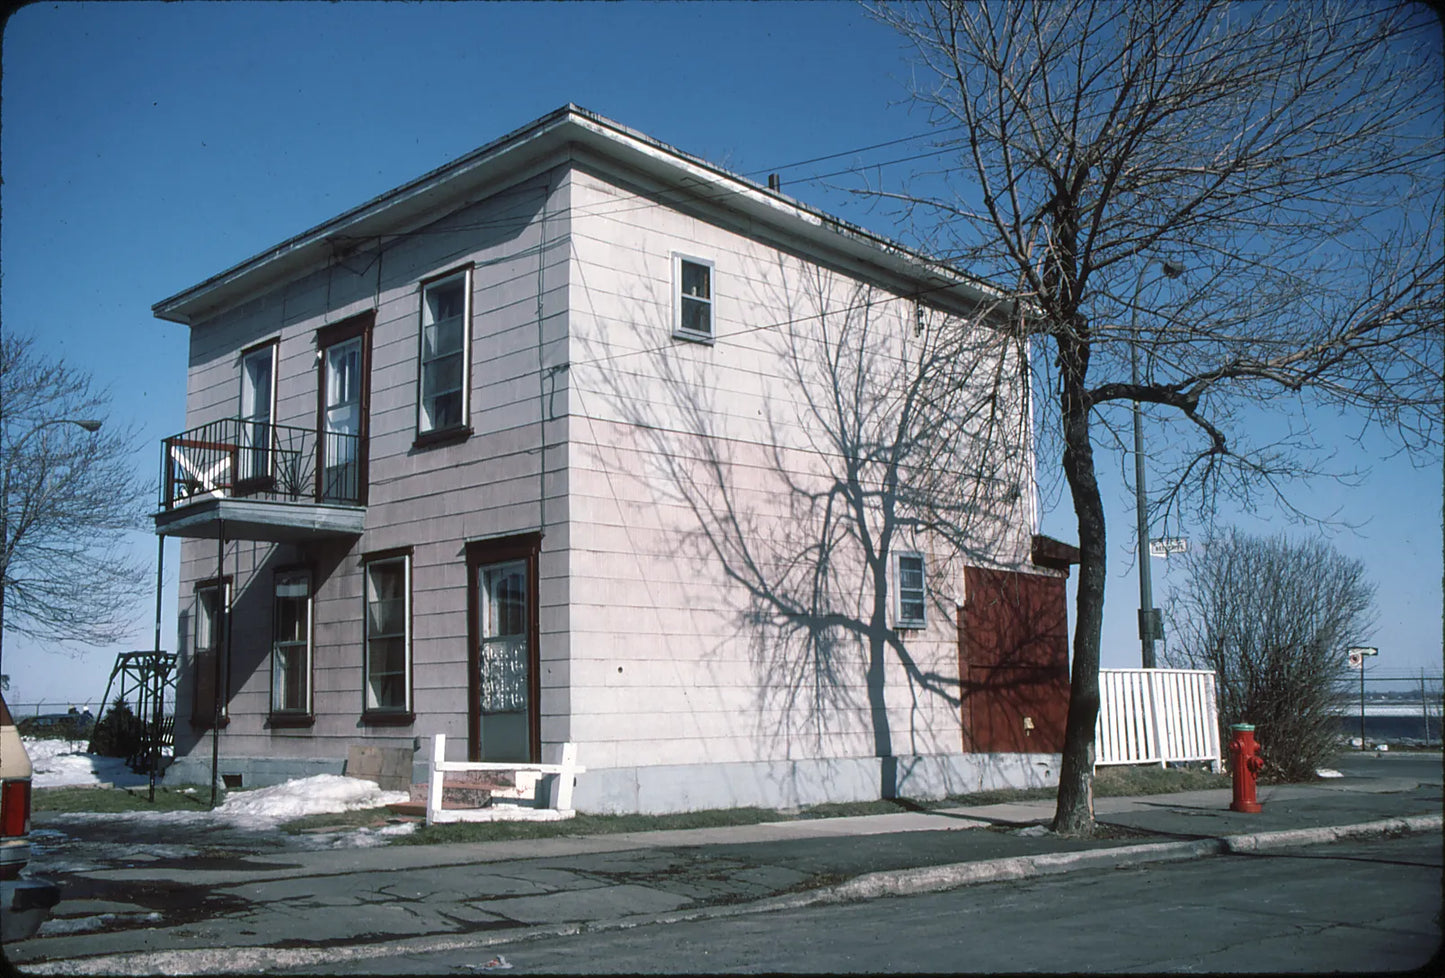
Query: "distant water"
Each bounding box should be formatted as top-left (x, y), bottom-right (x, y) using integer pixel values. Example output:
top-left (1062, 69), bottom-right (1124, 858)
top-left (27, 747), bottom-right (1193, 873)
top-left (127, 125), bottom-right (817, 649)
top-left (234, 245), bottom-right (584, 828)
top-left (1334, 714), bottom-right (1441, 744)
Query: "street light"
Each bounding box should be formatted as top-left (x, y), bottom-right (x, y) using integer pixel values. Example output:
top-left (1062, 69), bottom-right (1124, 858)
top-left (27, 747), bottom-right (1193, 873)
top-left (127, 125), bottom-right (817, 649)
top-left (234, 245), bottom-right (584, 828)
top-left (1132, 260), bottom-right (1184, 668)
top-left (0, 417), bottom-right (104, 668)
top-left (1348, 646), bottom-right (1380, 750)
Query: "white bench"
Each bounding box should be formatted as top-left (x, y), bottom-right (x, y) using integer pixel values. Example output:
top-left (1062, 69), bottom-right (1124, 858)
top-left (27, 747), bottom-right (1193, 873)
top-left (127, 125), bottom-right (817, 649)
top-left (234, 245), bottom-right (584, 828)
top-left (425, 734), bottom-right (585, 825)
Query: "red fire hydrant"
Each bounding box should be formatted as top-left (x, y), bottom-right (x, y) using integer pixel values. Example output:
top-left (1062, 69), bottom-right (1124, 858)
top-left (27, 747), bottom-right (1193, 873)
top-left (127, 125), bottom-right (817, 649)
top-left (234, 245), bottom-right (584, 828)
top-left (1228, 723), bottom-right (1264, 813)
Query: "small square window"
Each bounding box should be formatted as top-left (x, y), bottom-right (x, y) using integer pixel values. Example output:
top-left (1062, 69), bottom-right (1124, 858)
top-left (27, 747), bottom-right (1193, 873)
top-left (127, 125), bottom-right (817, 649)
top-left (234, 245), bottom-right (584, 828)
top-left (673, 255), bottom-right (714, 341)
top-left (895, 553), bottom-right (927, 628)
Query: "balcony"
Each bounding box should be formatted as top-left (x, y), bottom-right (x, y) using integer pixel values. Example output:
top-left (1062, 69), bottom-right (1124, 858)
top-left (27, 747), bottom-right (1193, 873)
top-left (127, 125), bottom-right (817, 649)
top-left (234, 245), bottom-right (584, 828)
top-left (153, 419), bottom-right (365, 542)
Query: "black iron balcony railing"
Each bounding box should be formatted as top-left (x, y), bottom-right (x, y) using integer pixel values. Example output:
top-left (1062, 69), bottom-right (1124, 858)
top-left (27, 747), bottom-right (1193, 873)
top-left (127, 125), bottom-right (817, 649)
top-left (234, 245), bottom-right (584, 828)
top-left (160, 419), bottom-right (363, 510)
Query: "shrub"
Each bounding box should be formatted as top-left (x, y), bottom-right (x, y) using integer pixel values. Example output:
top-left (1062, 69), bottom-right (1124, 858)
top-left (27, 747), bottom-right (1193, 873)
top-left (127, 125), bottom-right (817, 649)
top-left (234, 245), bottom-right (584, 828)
top-left (89, 697), bottom-right (144, 759)
top-left (1165, 530), bottom-right (1375, 781)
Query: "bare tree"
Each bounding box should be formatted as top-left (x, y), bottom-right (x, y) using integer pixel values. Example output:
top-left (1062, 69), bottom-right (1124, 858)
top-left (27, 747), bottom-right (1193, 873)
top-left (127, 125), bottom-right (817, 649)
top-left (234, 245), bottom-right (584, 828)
top-left (1164, 529), bottom-right (1374, 780)
top-left (873, 0), bottom-right (1443, 833)
top-left (0, 334), bottom-right (150, 668)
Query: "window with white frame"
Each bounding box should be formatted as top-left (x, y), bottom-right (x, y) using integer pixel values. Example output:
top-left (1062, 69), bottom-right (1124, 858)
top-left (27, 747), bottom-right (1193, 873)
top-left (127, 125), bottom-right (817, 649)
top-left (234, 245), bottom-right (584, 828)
top-left (418, 269), bottom-right (471, 435)
top-left (673, 255), bottom-right (713, 340)
top-left (363, 554), bottom-right (411, 715)
top-left (894, 552), bottom-right (927, 628)
top-left (270, 570), bottom-right (312, 716)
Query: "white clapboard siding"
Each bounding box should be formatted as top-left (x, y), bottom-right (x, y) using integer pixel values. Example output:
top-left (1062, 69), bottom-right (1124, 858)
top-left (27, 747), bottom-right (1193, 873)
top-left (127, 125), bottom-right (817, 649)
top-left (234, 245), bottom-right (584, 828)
top-left (1095, 668), bottom-right (1221, 771)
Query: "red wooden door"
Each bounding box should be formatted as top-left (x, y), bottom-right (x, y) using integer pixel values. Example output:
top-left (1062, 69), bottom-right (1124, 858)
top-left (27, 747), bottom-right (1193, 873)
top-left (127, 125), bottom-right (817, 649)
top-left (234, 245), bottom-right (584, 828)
top-left (959, 567), bottom-right (1070, 752)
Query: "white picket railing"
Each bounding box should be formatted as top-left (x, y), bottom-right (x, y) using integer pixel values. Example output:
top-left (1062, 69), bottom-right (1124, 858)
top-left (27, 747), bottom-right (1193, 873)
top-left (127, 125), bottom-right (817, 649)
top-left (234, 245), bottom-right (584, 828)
top-left (1095, 668), bottom-right (1221, 771)
top-left (426, 734), bottom-right (585, 825)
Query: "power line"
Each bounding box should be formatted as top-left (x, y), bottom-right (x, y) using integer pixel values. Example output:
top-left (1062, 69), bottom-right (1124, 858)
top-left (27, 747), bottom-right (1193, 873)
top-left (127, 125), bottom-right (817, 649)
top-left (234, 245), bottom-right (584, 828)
top-left (742, 126), bottom-right (965, 177)
top-left (335, 128), bottom-right (965, 246)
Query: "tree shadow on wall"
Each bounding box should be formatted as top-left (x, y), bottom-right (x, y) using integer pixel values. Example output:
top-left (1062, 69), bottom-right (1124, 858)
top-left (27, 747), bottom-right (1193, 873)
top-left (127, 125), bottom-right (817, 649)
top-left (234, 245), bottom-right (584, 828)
top-left (576, 254), bottom-right (1032, 799)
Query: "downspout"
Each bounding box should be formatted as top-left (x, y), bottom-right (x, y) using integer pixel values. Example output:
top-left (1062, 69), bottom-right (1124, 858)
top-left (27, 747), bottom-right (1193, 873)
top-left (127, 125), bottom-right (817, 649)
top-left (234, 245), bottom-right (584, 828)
top-left (535, 173), bottom-right (553, 535)
top-left (210, 521), bottom-right (226, 808)
top-left (149, 535), bottom-right (164, 802)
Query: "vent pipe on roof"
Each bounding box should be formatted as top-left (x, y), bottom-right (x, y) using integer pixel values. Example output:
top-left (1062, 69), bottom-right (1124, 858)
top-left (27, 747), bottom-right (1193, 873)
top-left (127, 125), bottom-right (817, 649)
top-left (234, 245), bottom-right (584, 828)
top-left (768, 173), bottom-right (781, 192)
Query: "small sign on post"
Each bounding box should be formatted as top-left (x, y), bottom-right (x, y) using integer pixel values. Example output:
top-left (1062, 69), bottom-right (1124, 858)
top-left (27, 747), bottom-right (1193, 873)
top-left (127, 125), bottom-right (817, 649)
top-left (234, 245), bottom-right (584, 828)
top-left (1347, 646), bottom-right (1379, 751)
top-left (1149, 537), bottom-right (1188, 558)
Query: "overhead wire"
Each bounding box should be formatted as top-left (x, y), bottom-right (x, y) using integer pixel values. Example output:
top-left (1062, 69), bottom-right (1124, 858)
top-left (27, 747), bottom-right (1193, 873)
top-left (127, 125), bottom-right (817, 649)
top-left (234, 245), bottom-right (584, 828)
top-left (332, 128), bottom-right (965, 246)
top-left (320, 123), bottom-right (989, 376)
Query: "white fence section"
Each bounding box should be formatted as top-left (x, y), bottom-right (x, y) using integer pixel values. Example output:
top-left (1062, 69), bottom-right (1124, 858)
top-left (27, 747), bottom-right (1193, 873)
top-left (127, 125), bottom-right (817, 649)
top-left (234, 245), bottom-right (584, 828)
top-left (426, 734), bottom-right (585, 825)
top-left (1095, 668), bottom-right (1222, 770)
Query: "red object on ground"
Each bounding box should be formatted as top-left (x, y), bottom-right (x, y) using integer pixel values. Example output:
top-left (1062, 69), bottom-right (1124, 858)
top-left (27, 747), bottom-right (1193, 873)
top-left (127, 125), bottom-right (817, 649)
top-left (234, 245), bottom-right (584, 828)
top-left (1228, 724), bottom-right (1265, 813)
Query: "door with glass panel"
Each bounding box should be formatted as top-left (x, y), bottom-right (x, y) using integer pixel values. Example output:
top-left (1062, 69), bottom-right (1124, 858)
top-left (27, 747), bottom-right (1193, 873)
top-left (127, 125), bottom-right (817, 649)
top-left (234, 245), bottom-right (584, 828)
top-left (468, 536), bottom-right (540, 763)
top-left (321, 336), bottom-right (362, 501)
top-left (238, 344), bottom-right (275, 486)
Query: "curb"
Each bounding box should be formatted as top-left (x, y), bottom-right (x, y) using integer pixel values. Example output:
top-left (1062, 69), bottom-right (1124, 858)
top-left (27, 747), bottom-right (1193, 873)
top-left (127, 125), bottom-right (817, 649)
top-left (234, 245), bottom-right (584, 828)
top-left (795, 812), bottom-right (1444, 907)
top-left (17, 813), bottom-right (1442, 976)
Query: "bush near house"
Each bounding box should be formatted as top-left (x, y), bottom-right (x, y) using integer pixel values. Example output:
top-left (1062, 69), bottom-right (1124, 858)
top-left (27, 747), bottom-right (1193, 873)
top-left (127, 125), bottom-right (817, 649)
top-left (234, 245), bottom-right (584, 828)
top-left (89, 697), bottom-right (144, 759)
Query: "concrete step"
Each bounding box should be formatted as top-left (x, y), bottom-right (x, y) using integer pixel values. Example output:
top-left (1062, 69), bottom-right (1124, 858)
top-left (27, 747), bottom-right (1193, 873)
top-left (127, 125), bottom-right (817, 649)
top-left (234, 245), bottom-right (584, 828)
top-left (395, 771), bottom-right (525, 815)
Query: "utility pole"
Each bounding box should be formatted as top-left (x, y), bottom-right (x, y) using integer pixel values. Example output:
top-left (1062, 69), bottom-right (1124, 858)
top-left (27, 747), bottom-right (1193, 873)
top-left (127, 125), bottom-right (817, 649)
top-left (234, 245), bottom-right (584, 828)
top-left (1131, 261), bottom-right (1183, 668)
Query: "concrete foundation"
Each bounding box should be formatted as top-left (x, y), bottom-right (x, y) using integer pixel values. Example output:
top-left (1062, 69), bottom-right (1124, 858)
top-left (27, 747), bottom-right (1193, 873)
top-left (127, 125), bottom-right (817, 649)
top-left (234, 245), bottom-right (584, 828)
top-left (162, 751), bottom-right (1061, 813)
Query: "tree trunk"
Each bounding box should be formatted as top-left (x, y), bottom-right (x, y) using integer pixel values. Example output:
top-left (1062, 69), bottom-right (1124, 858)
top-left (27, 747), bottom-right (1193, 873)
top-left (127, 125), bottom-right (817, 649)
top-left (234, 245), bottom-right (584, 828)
top-left (870, 571), bottom-right (897, 799)
top-left (1053, 333), bottom-right (1107, 836)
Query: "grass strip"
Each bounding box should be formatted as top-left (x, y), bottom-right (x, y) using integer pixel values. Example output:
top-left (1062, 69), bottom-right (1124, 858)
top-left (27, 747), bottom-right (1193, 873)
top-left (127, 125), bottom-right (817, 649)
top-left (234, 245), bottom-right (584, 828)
top-left (32, 762), bottom-right (1230, 837)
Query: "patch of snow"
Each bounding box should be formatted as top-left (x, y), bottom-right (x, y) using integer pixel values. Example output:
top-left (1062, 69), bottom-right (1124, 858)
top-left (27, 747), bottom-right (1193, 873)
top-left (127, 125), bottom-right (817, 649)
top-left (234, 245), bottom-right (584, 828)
top-left (39, 770), bottom-right (409, 834)
top-left (27, 742), bottom-right (413, 847)
top-left (24, 738), bottom-right (148, 788)
top-left (212, 774), bottom-right (410, 826)
top-left (297, 820), bottom-right (419, 850)
top-left (38, 912), bottom-right (163, 937)
top-left (1316, 768), bottom-right (1345, 778)
top-left (1014, 824), bottom-right (1051, 837)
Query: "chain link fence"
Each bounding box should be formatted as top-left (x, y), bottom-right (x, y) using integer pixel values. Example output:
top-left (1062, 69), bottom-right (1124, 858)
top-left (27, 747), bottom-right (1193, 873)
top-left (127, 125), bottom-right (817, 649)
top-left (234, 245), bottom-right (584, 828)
top-left (1335, 672), bottom-right (1443, 747)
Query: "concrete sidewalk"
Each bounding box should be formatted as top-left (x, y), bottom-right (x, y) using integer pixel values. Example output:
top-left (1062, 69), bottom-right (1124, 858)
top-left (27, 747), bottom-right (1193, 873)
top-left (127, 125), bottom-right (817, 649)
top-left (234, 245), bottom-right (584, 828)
top-left (6, 752), bottom-right (1441, 976)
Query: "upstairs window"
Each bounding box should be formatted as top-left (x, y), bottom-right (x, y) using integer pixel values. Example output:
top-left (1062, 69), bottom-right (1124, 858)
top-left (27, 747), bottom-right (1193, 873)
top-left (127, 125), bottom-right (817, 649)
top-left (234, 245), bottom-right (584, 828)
top-left (673, 255), bottom-right (714, 342)
top-left (894, 552), bottom-right (927, 629)
top-left (315, 312), bottom-right (372, 505)
top-left (238, 342), bottom-right (276, 486)
top-left (418, 269), bottom-right (471, 436)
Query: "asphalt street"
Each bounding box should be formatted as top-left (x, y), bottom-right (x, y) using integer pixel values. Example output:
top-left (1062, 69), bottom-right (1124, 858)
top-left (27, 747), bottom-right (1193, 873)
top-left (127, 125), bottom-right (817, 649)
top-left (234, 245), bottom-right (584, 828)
top-left (4, 750), bottom-right (1439, 975)
top-left (274, 833), bottom-right (1442, 974)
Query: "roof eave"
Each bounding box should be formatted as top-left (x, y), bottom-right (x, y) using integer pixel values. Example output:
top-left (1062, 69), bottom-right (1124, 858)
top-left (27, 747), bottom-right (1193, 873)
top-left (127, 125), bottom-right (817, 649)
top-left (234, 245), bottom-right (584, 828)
top-left (153, 105), bottom-right (1004, 326)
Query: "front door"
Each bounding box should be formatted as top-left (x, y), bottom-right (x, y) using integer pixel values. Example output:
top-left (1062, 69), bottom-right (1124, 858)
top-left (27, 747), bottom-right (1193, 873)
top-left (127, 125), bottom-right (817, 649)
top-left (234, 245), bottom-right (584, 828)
top-left (467, 534), bottom-right (541, 762)
top-left (238, 342), bottom-right (275, 486)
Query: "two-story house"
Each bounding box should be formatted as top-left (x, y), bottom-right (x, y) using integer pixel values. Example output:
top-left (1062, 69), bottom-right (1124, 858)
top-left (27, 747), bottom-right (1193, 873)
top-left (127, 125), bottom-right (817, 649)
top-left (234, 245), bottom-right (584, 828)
top-left (153, 105), bottom-right (1076, 814)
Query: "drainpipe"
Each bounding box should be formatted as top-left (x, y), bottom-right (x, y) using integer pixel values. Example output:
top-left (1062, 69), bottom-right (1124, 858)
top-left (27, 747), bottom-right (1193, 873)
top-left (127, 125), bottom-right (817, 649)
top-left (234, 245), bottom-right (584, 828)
top-left (211, 521), bottom-right (226, 808)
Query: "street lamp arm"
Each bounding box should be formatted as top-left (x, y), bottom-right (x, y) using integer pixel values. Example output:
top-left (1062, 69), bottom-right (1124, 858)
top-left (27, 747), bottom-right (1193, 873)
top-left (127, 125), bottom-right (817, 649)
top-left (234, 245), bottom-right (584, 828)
top-left (1, 416), bottom-right (104, 661)
top-left (4, 418), bottom-right (103, 458)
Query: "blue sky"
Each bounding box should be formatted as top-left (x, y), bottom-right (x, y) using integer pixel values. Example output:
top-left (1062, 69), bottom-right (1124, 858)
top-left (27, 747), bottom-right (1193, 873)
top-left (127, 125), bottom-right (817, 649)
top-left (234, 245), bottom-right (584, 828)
top-left (2, 1), bottom-right (1439, 707)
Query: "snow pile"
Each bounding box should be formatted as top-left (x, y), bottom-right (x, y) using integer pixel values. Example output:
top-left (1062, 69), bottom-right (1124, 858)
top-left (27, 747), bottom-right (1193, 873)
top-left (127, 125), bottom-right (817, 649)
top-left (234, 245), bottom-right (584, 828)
top-left (1316, 768), bottom-right (1345, 778)
top-left (213, 774), bottom-right (410, 824)
top-left (27, 739), bottom-right (416, 847)
top-left (24, 738), bottom-right (147, 788)
top-left (39, 912), bottom-right (163, 937)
